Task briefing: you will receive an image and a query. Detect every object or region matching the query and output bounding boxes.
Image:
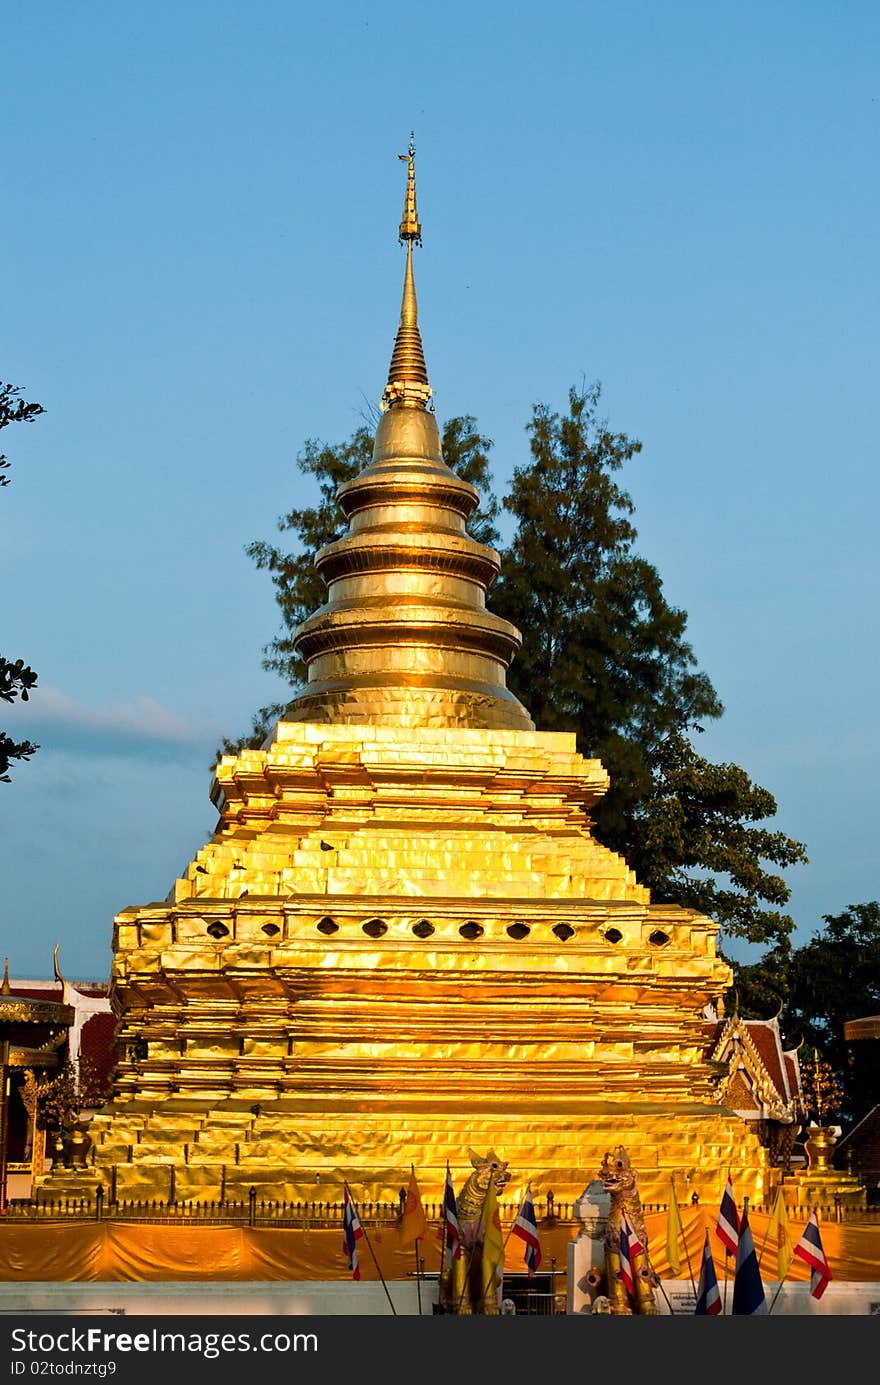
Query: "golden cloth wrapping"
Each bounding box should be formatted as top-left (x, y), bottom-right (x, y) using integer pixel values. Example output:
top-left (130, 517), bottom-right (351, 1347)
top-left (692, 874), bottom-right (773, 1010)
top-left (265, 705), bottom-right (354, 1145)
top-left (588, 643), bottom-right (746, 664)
top-left (0, 1211), bottom-right (876, 1284)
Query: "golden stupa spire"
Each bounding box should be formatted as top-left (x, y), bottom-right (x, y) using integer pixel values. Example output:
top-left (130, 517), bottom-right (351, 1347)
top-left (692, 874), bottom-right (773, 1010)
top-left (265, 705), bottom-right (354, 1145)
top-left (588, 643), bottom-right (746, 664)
top-left (1, 957), bottom-right (10, 995)
top-left (280, 139), bottom-right (533, 732)
top-left (383, 133), bottom-right (431, 411)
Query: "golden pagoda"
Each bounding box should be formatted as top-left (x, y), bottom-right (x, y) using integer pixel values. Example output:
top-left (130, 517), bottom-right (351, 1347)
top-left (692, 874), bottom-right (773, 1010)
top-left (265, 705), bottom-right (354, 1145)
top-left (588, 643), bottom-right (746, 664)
top-left (80, 138), bottom-right (771, 1210)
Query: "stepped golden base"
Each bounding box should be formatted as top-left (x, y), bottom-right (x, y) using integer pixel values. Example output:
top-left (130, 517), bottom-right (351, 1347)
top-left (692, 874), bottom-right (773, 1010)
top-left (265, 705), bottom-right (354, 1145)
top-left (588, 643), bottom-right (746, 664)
top-left (69, 722), bottom-right (774, 1208)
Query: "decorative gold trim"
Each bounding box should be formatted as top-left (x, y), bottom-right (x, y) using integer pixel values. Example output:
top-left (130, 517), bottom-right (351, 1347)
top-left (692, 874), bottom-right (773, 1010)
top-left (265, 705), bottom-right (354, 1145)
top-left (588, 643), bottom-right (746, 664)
top-left (0, 999), bottom-right (74, 1025)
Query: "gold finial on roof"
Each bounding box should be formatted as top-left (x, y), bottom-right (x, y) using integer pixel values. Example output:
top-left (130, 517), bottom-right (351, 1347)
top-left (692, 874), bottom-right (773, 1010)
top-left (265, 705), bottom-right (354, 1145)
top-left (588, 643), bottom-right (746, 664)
top-left (383, 133), bottom-right (431, 412)
top-left (397, 132), bottom-right (421, 245)
top-left (1, 957), bottom-right (10, 995)
top-left (53, 942), bottom-right (67, 1002)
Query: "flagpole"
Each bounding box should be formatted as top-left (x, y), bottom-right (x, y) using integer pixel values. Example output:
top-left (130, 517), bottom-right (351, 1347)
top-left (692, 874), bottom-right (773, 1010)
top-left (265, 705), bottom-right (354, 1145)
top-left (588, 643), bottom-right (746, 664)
top-left (762, 1186), bottom-right (794, 1314)
top-left (668, 1179), bottom-right (698, 1297)
top-left (652, 1269), bottom-right (677, 1316)
top-left (344, 1181), bottom-right (398, 1316)
top-left (764, 1191), bottom-right (792, 1318)
top-left (722, 1250), bottom-right (730, 1314)
top-left (758, 1186), bottom-right (777, 1267)
top-left (680, 1224), bottom-right (697, 1299)
top-left (409, 1165), bottom-right (423, 1316)
top-left (501, 1184), bottom-right (524, 1255)
top-left (438, 1167), bottom-right (450, 1312)
top-left (767, 1269), bottom-right (789, 1314)
top-left (439, 1174), bottom-right (448, 1268)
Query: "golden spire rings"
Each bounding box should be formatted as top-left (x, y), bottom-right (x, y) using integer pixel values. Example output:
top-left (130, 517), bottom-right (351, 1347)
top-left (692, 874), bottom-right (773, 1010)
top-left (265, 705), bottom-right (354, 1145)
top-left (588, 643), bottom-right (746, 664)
top-left (383, 133), bottom-right (431, 412)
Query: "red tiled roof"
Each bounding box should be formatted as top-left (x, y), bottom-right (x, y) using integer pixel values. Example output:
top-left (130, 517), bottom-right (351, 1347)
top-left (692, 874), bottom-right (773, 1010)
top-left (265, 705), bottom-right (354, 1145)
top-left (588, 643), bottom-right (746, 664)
top-left (7, 985), bottom-right (67, 1002)
top-left (744, 1020), bottom-right (788, 1097)
top-left (6, 982), bottom-right (109, 1001)
top-left (80, 1011), bottom-right (118, 1099)
top-left (703, 1015), bottom-right (805, 1112)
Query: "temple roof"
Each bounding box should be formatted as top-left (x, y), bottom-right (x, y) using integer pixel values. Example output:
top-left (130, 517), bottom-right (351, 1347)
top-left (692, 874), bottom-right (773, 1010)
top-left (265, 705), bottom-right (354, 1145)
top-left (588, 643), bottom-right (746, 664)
top-left (0, 957), bottom-right (74, 1028)
top-left (703, 1013), bottom-right (805, 1121)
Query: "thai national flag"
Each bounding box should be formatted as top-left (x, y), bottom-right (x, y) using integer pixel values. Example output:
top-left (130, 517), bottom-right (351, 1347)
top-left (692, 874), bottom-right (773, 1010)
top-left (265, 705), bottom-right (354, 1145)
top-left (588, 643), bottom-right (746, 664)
top-left (624, 1209), bottom-right (644, 1258)
top-left (694, 1229), bottom-right (722, 1315)
top-left (342, 1185), bottom-right (364, 1280)
top-left (618, 1210), bottom-right (641, 1299)
top-left (511, 1187), bottom-right (542, 1274)
top-left (731, 1198), bottom-right (767, 1315)
top-left (794, 1208), bottom-right (832, 1300)
top-left (716, 1174), bottom-right (740, 1257)
top-left (442, 1164), bottom-right (461, 1268)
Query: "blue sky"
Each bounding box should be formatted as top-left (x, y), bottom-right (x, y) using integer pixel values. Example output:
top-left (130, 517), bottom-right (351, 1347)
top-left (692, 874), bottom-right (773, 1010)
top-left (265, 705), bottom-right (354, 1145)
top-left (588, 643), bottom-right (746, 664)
top-left (2, 1), bottom-right (878, 979)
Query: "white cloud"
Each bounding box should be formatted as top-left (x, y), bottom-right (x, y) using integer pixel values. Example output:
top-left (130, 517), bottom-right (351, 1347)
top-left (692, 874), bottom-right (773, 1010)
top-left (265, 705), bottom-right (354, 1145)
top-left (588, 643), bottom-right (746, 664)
top-left (4, 686), bottom-right (221, 760)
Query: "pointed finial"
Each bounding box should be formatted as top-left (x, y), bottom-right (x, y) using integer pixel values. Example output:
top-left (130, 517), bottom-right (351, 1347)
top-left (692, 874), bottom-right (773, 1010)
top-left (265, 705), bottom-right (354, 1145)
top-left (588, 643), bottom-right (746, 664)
top-left (1, 957), bottom-right (10, 995)
top-left (53, 942), bottom-right (68, 1002)
top-left (382, 135), bottom-right (432, 412)
top-left (398, 132), bottom-right (422, 245)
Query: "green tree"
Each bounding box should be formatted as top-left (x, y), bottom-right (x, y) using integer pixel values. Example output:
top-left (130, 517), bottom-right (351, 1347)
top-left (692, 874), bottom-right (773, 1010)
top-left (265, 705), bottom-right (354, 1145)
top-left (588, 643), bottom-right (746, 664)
top-left (217, 414), bottom-right (498, 758)
top-left (618, 730), bottom-right (807, 945)
top-left (735, 902), bottom-right (880, 1124)
top-left (492, 383), bottom-right (806, 948)
top-left (1, 381), bottom-right (44, 782)
top-left (730, 939), bottom-right (794, 1017)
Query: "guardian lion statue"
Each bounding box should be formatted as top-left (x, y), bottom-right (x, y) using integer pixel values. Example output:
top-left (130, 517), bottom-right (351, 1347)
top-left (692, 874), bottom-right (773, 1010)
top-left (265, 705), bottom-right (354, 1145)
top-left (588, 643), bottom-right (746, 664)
top-left (440, 1149), bottom-right (511, 1315)
top-left (598, 1146), bottom-right (659, 1315)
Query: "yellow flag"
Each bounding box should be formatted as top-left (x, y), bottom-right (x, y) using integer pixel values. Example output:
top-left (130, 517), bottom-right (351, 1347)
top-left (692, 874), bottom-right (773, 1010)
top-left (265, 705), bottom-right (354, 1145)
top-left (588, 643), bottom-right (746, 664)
top-left (772, 1188), bottom-right (794, 1282)
top-left (666, 1182), bottom-right (683, 1276)
top-left (400, 1166), bottom-right (427, 1246)
top-left (479, 1180), bottom-right (507, 1274)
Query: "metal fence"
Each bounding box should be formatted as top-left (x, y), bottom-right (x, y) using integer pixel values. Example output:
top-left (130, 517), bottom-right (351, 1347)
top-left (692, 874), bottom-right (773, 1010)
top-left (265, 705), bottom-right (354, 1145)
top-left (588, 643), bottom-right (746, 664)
top-left (5, 1189), bottom-right (878, 1227)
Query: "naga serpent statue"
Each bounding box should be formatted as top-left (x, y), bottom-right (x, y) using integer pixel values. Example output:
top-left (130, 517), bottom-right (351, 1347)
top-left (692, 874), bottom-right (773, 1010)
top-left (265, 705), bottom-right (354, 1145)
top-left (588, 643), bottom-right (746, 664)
top-left (440, 1149), bottom-right (512, 1315)
top-left (598, 1146), bottom-right (659, 1315)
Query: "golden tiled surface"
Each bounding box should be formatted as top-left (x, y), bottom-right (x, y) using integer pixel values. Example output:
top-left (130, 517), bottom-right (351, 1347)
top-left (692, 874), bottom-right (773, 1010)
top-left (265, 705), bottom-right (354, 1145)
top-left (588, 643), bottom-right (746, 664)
top-left (60, 146), bottom-right (777, 1213)
top-left (84, 721), bottom-right (771, 1206)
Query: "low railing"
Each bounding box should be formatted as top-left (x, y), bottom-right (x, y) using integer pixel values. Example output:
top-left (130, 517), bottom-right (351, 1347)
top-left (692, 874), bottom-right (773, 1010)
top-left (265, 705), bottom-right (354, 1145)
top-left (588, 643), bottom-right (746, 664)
top-left (512, 1292), bottom-right (565, 1316)
top-left (4, 1189), bottom-right (878, 1226)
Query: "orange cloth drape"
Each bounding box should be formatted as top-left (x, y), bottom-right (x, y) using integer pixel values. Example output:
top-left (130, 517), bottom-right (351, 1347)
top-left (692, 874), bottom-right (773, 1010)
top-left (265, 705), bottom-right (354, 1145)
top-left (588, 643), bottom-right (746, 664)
top-left (643, 1206), bottom-right (879, 1283)
top-left (0, 1211), bottom-right (876, 1283)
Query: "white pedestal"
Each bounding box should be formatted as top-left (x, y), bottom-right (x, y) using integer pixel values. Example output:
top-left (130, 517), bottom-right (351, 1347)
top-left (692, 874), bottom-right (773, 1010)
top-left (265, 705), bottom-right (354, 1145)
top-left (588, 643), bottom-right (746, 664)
top-left (566, 1180), bottom-right (611, 1314)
